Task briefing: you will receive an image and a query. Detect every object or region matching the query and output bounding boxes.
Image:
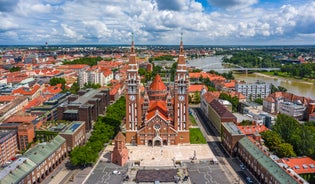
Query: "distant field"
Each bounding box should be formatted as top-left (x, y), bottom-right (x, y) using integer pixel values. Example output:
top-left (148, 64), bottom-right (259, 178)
top-left (189, 128), bottom-right (206, 144)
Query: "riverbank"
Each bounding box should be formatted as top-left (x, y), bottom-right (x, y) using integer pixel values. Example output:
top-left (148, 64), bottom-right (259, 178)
top-left (254, 72), bottom-right (314, 85)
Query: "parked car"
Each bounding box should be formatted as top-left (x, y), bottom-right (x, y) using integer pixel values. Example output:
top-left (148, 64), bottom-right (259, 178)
top-left (112, 170), bottom-right (121, 175)
top-left (240, 163), bottom-right (246, 170)
top-left (246, 177), bottom-right (253, 183)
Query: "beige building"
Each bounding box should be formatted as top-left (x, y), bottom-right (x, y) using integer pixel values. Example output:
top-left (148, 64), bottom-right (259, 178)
top-left (0, 131), bottom-right (17, 166)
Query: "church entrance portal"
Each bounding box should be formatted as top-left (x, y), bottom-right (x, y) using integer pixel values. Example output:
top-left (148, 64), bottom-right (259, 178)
top-left (148, 140), bottom-right (152, 146)
top-left (154, 140), bottom-right (161, 146)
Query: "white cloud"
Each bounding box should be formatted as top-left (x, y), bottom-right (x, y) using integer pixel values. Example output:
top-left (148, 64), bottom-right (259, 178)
top-left (61, 24), bottom-right (83, 40)
top-left (0, 0), bottom-right (315, 44)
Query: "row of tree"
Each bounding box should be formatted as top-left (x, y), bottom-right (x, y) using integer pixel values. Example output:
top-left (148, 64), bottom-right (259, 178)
top-left (63, 56), bottom-right (103, 66)
top-left (261, 114), bottom-right (315, 159)
top-left (69, 96), bottom-right (126, 167)
top-left (280, 63), bottom-right (315, 79)
top-left (222, 51), bottom-right (281, 68)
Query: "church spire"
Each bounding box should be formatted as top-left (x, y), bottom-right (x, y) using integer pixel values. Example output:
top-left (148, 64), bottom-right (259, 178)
top-left (129, 32), bottom-right (136, 64)
top-left (178, 32), bottom-right (185, 65)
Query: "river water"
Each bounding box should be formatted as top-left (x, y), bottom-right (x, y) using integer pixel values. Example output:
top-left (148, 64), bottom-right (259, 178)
top-left (188, 56), bottom-right (315, 100)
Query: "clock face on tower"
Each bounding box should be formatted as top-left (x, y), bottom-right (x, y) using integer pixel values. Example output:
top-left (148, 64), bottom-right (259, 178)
top-left (129, 95), bottom-right (135, 101)
top-left (178, 95), bottom-right (184, 101)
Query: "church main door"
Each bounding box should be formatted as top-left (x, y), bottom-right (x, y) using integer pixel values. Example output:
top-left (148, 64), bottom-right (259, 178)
top-left (154, 140), bottom-right (161, 146)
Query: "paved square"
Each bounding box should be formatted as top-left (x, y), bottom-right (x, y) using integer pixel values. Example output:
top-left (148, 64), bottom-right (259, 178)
top-left (127, 144), bottom-right (216, 167)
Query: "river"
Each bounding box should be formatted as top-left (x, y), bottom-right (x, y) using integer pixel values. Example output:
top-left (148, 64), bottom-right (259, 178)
top-left (188, 56), bottom-right (315, 100)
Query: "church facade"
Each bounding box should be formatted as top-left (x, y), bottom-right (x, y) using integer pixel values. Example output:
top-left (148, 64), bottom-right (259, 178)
top-left (125, 37), bottom-right (190, 146)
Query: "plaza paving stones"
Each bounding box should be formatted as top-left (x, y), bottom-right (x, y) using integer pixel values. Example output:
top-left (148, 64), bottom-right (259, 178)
top-left (84, 145), bottom-right (235, 184)
top-left (127, 144), bottom-right (215, 167)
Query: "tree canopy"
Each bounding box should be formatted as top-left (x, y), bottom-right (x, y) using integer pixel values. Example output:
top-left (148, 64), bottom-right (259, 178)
top-left (69, 96), bottom-right (126, 167)
top-left (63, 56), bottom-right (103, 66)
top-left (49, 77), bottom-right (66, 90)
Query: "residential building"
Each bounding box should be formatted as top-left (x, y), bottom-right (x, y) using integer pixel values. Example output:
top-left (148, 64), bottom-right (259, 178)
top-left (237, 137), bottom-right (303, 184)
top-left (78, 67), bottom-right (113, 88)
top-left (0, 96), bottom-right (28, 122)
top-left (279, 101), bottom-right (306, 120)
top-left (279, 157), bottom-right (315, 183)
top-left (221, 122), bottom-right (245, 156)
top-left (236, 80), bottom-right (271, 100)
top-left (0, 123), bottom-right (35, 151)
top-left (201, 92), bottom-right (237, 133)
top-left (57, 89), bottom-right (110, 132)
top-left (263, 92), bottom-right (313, 120)
top-left (0, 135), bottom-right (67, 184)
top-left (59, 121), bottom-right (86, 152)
top-left (0, 131), bottom-right (17, 166)
top-left (125, 38), bottom-right (190, 146)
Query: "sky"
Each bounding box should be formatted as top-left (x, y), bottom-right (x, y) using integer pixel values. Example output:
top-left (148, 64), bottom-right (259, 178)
top-left (0, 0), bottom-right (315, 45)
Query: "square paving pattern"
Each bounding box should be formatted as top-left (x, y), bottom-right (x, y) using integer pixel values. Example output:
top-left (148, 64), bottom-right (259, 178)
top-left (127, 144), bottom-right (215, 166)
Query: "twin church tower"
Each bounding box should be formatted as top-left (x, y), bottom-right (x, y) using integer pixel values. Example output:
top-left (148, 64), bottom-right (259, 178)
top-left (125, 35), bottom-right (190, 146)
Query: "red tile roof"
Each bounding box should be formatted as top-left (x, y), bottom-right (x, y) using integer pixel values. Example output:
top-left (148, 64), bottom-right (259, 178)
top-left (12, 84), bottom-right (41, 95)
top-left (150, 74), bottom-right (167, 91)
top-left (202, 92), bottom-right (217, 103)
top-left (0, 95), bottom-right (16, 102)
top-left (281, 157), bottom-right (315, 174)
top-left (237, 125), bottom-right (269, 135)
top-left (4, 115), bottom-right (37, 124)
top-left (146, 100), bottom-right (169, 121)
top-left (43, 84), bottom-right (62, 94)
top-left (188, 85), bottom-right (206, 93)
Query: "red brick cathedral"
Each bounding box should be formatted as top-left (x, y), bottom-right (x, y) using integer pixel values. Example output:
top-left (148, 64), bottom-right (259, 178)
top-left (125, 36), bottom-right (190, 146)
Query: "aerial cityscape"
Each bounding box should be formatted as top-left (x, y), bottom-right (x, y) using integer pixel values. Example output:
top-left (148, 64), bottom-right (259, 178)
top-left (0, 0), bottom-right (315, 184)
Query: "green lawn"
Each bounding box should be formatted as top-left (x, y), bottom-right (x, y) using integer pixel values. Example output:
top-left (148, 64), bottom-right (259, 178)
top-left (189, 114), bottom-right (198, 126)
top-left (189, 128), bottom-right (207, 144)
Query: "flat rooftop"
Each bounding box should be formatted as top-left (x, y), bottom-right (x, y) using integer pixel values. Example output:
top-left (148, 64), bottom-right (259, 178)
top-left (222, 122), bottom-right (244, 135)
top-left (69, 89), bottom-right (100, 105)
top-left (62, 121), bottom-right (84, 134)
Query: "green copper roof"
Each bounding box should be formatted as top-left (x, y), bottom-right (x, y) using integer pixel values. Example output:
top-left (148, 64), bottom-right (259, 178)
top-left (238, 137), bottom-right (299, 184)
top-left (24, 135), bottom-right (66, 165)
top-left (0, 136), bottom-right (65, 184)
top-left (0, 157), bottom-right (36, 184)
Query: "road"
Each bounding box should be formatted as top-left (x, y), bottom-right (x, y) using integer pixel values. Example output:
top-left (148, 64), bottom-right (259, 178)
top-left (192, 107), bottom-right (260, 184)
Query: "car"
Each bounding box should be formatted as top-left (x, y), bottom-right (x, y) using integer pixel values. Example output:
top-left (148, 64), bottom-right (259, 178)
top-left (112, 170), bottom-right (121, 175)
top-left (240, 163), bottom-right (246, 170)
top-left (246, 177), bottom-right (253, 183)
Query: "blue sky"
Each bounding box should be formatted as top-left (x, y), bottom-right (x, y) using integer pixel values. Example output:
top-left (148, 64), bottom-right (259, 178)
top-left (0, 0), bottom-right (315, 45)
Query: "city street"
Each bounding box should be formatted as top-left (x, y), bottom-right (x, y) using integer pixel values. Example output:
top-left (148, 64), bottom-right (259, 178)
top-left (192, 107), bottom-right (259, 184)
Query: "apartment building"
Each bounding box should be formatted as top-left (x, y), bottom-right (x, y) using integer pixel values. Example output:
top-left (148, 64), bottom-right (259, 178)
top-left (0, 131), bottom-right (17, 167)
top-left (236, 80), bottom-right (271, 100)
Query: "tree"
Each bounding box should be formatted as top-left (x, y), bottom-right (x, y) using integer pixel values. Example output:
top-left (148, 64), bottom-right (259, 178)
top-left (83, 82), bottom-right (101, 89)
top-left (273, 114), bottom-right (300, 143)
top-left (70, 146), bottom-right (98, 167)
top-left (240, 120), bottom-right (253, 126)
top-left (138, 68), bottom-right (146, 76)
top-left (261, 130), bottom-right (283, 151)
top-left (9, 66), bottom-right (21, 72)
top-left (219, 93), bottom-right (239, 112)
top-left (50, 77), bottom-right (66, 90)
top-left (69, 82), bottom-right (80, 94)
top-left (193, 91), bottom-right (200, 103)
top-left (275, 143), bottom-right (296, 158)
